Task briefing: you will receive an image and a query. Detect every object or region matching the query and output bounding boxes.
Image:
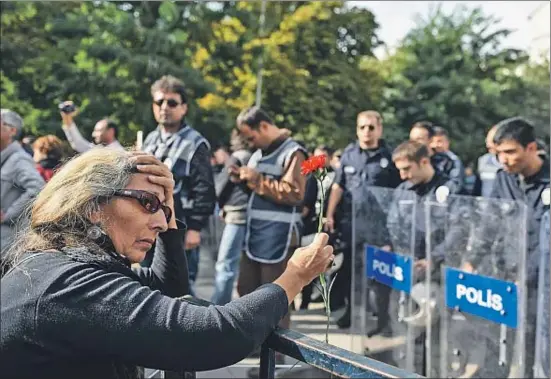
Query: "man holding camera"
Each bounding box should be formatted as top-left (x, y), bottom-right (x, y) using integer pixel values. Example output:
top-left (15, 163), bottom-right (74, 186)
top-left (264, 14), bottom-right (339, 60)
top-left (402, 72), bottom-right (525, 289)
top-left (59, 101), bottom-right (124, 153)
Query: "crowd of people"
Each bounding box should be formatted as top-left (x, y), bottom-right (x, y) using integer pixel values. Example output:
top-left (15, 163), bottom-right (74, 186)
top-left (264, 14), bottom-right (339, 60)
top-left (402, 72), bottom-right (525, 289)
top-left (0, 73), bottom-right (549, 378)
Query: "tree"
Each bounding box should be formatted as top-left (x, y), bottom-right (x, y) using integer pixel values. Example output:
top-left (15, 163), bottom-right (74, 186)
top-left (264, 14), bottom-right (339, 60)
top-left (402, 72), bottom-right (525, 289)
top-left (1, 1), bottom-right (211, 145)
top-left (368, 4), bottom-right (550, 163)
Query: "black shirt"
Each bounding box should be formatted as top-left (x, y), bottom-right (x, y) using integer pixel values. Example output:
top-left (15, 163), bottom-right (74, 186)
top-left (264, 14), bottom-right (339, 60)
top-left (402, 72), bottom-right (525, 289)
top-left (487, 158), bottom-right (550, 285)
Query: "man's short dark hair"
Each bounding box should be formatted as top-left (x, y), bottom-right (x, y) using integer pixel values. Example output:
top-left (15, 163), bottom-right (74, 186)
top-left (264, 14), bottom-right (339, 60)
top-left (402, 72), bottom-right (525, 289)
top-left (392, 140), bottom-right (430, 163)
top-left (411, 121), bottom-right (435, 138)
top-left (493, 117), bottom-right (536, 147)
top-left (102, 118), bottom-right (118, 139)
top-left (151, 75), bottom-right (188, 104)
top-left (315, 144), bottom-right (335, 156)
top-left (432, 126), bottom-right (448, 138)
top-left (236, 106), bottom-right (273, 130)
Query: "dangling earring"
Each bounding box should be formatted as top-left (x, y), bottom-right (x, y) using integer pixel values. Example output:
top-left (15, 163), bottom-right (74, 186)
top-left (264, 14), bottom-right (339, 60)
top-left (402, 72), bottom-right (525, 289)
top-left (86, 224), bottom-right (104, 241)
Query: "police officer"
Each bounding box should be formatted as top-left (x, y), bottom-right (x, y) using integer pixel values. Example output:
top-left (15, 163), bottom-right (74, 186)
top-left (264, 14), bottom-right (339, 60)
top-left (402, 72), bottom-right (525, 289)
top-left (142, 75), bottom-right (216, 293)
top-left (390, 140), bottom-right (463, 272)
top-left (410, 121), bottom-right (464, 193)
top-left (477, 125), bottom-right (502, 197)
top-left (325, 110), bottom-right (401, 328)
top-left (535, 209), bottom-right (549, 378)
top-left (388, 140), bottom-right (463, 375)
top-left (464, 117), bottom-right (549, 378)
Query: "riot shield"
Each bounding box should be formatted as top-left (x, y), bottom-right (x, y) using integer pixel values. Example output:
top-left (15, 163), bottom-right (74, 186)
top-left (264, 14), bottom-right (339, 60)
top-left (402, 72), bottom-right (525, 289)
top-left (534, 211), bottom-right (549, 379)
top-left (425, 194), bottom-right (527, 378)
top-left (350, 185), bottom-right (422, 374)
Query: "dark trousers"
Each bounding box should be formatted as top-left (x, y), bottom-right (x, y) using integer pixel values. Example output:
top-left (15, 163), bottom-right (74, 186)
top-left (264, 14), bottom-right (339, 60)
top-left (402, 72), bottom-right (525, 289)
top-left (237, 233), bottom-right (299, 330)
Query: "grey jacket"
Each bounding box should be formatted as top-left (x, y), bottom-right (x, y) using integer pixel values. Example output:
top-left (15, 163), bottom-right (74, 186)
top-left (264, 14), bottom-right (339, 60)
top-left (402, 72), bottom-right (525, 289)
top-left (0, 142), bottom-right (44, 253)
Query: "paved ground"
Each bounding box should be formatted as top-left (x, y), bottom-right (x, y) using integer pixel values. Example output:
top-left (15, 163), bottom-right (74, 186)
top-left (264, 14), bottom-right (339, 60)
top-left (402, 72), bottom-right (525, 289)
top-left (142, 221), bottom-right (377, 378)
top-left (191, 225), bottom-right (359, 378)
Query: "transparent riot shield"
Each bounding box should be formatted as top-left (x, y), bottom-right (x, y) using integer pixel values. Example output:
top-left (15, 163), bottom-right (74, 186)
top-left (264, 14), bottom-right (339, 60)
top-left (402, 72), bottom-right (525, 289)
top-left (350, 185), bottom-right (422, 374)
top-left (534, 211), bottom-right (549, 379)
top-left (425, 194), bottom-right (527, 378)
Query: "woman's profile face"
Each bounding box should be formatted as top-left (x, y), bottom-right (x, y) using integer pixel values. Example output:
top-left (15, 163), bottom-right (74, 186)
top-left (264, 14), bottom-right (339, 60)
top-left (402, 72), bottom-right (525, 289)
top-left (99, 173), bottom-right (169, 263)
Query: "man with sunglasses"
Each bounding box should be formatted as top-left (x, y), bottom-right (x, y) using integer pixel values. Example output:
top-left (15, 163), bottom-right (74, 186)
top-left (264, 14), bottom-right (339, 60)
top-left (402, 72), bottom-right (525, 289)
top-left (142, 75), bottom-right (216, 293)
top-left (325, 110), bottom-right (401, 328)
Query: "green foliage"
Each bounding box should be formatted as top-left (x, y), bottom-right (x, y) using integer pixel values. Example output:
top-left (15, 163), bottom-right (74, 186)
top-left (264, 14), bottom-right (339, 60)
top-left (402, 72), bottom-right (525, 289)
top-left (1, 1), bottom-right (549, 162)
top-left (368, 4), bottom-right (550, 163)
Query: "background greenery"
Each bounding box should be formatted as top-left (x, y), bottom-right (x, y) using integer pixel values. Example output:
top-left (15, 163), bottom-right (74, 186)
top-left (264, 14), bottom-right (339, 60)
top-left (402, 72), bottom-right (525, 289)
top-left (1, 1), bottom-right (549, 164)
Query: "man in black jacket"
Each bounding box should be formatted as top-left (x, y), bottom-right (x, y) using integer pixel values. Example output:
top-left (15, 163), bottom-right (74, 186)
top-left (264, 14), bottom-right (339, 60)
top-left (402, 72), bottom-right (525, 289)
top-left (142, 75), bottom-right (216, 292)
top-left (464, 117), bottom-right (549, 378)
top-left (410, 121), bottom-right (464, 193)
top-left (211, 130), bottom-right (252, 305)
top-left (325, 110), bottom-right (401, 328)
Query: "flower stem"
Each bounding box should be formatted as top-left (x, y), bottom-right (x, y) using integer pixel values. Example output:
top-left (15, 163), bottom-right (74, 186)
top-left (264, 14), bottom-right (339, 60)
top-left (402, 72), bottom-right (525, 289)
top-left (315, 173), bottom-right (330, 345)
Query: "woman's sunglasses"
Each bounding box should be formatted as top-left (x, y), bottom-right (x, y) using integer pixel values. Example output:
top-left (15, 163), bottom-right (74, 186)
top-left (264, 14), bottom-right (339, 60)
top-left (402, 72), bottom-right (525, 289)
top-left (113, 189), bottom-right (172, 223)
top-left (153, 98), bottom-right (181, 108)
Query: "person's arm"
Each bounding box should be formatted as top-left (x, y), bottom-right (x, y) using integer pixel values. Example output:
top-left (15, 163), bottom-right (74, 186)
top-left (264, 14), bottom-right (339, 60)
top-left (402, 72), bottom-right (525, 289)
top-left (325, 159), bottom-right (346, 226)
top-left (186, 143), bottom-right (216, 232)
top-left (245, 151), bottom-right (307, 206)
top-left (36, 270), bottom-right (290, 372)
top-left (388, 161), bottom-right (402, 188)
top-left (61, 122), bottom-right (94, 153)
top-left (132, 227), bottom-right (190, 297)
top-left (462, 185), bottom-right (503, 271)
top-left (432, 200), bottom-right (471, 265)
top-left (216, 156), bottom-right (240, 206)
top-left (2, 158), bottom-right (44, 224)
top-left (446, 154), bottom-right (465, 193)
top-left (325, 184), bottom-right (344, 232)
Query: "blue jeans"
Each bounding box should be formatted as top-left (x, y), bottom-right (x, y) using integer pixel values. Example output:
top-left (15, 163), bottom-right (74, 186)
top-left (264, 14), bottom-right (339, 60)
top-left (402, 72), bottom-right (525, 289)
top-left (210, 223), bottom-right (246, 305)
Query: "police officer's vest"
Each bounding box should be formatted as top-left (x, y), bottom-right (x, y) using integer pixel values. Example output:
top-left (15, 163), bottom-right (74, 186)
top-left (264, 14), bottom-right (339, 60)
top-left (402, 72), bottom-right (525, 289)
top-left (143, 125), bottom-right (209, 219)
top-left (246, 138), bottom-right (306, 264)
top-left (478, 153), bottom-right (501, 197)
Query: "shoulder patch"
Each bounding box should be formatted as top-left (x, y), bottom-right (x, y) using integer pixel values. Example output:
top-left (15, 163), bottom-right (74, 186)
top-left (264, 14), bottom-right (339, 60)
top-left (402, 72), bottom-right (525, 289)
top-left (344, 165), bottom-right (356, 174)
top-left (380, 157), bottom-right (389, 168)
top-left (435, 185), bottom-right (450, 204)
top-left (542, 188), bottom-right (550, 206)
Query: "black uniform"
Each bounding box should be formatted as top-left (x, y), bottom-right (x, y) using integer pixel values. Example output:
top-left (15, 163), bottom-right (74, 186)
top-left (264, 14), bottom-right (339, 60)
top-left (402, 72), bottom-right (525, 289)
top-left (431, 151), bottom-right (464, 193)
top-left (389, 173), bottom-right (463, 260)
top-left (465, 157), bottom-right (549, 378)
top-left (489, 158), bottom-right (549, 284)
top-left (331, 140), bottom-right (401, 317)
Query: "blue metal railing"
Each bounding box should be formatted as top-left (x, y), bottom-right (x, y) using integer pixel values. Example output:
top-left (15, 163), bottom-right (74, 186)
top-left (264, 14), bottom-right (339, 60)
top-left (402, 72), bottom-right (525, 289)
top-left (162, 296), bottom-right (422, 379)
top-left (259, 328), bottom-right (423, 378)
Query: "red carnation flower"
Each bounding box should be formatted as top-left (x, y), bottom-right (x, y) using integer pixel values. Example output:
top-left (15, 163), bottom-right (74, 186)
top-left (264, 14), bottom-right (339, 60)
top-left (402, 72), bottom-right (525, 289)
top-left (301, 155), bottom-right (327, 176)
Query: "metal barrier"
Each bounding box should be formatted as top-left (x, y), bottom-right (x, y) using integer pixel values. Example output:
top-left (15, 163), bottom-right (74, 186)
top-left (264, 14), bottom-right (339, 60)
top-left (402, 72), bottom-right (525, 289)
top-left (259, 328), bottom-right (423, 379)
top-left (146, 295), bottom-right (422, 378)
